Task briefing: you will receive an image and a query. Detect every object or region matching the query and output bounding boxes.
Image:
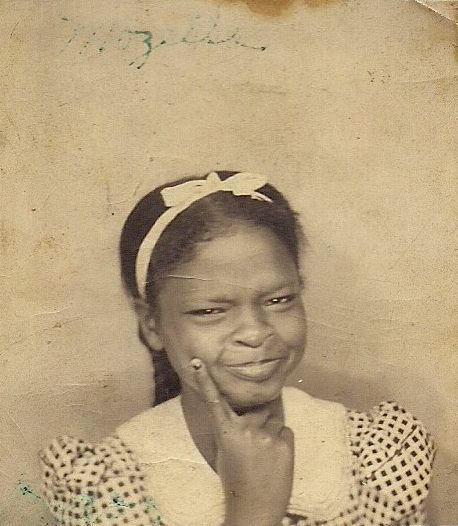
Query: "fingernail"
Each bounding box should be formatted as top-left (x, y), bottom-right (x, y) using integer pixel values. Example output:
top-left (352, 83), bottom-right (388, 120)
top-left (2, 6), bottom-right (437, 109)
top-left (190, 358), bottom-right (202, 371)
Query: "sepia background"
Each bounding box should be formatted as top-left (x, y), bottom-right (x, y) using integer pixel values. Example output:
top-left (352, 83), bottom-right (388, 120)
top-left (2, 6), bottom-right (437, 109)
top-left (0, 1), bottom-right (456, 524)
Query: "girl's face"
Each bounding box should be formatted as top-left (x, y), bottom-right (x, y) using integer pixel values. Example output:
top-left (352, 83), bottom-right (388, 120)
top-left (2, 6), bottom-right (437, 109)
top-left (151, 224), bottom-right (306, 410)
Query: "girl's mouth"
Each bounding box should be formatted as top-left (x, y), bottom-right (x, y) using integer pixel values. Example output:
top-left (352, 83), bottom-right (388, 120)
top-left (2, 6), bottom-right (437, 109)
top-left (224, 358), bottom-right (284, 382)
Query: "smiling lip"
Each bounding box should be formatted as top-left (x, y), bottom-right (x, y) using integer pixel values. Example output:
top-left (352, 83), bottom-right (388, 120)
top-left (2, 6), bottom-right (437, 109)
top-left (225, 359), bottom-right (284, 382)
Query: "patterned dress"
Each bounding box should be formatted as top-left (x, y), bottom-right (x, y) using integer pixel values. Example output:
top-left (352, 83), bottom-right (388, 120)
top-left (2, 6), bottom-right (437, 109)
top-left (40, 387), bottom-right (435, 526)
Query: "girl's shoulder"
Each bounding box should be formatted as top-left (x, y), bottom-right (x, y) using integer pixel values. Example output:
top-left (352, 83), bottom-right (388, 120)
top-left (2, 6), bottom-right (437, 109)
top-left (346, 399), bottom-right (436, 523)
top-left (347, 402), bottom-right (435, 484)
top-left (284, 388), bottom-right (436, 523)
top-left (39, 398), bottom-right (184, 525)
top-left (346, 399), bottom-right (436, 474)
top-left (39, 434), bottom-right (161, 525)
top-left (283, 388), bottom-right (436, 467)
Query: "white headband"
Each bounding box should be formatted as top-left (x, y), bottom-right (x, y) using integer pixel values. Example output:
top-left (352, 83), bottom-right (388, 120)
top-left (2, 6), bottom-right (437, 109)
top-left (135, 171), bottom-right (272, 298)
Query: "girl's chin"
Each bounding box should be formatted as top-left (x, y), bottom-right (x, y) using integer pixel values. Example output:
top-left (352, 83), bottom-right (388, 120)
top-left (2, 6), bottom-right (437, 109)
top-left (223, 385), bottom-right (283, 411)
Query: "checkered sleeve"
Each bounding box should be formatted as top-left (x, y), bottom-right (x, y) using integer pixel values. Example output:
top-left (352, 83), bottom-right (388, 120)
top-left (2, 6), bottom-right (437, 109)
top-left (39, 435), bottom-right (163, 525)
top-left (348, 402), bottom-right (436, 525)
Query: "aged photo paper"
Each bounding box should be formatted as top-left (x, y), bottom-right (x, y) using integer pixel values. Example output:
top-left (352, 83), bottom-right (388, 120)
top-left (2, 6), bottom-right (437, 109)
top-left (1, 1), bottom-right (456, 525)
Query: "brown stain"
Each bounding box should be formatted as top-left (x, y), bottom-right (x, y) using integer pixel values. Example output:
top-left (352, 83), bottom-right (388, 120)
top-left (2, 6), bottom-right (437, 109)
top-left (455, 24), bottom-right (458, 64)
top-left (217, 0), bottom-right (338, 17)
top-left (0, 221), bottom-right (15, 254)
top-left (36, 236), bottom-right (58, 250)
top-left (303, 0), bottom-right (338, 6)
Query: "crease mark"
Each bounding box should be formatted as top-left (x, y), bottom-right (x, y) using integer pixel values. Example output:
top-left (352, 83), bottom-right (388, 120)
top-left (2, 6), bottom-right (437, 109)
top-left (5, 414), bottom-right (30, 451)
top-left (398, 74), bottom-right (458, 84)
top-left (138, 458), bottom-right (207, 468)
top-left (414, 0), bottom-right (458, 24)
top-left (31, 307), bottom-right (71, 318)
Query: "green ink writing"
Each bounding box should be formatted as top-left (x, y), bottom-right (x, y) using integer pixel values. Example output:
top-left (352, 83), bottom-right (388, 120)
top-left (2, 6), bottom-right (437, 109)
top-left (61, 11), bottom-right (266, 70)
top-left (17, 479), bottom-right (41, 502)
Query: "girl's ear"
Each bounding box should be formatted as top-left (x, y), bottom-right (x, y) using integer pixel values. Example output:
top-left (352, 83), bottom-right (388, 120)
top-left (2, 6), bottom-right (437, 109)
top-left (133, 298), bottom-right (164, 352)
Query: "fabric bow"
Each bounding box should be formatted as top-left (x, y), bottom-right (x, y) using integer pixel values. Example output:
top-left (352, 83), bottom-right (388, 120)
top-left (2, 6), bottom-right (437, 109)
top-left (136, 171), bottom-right (272, 299)
top-left (161, 172), bottom-right (272, 207)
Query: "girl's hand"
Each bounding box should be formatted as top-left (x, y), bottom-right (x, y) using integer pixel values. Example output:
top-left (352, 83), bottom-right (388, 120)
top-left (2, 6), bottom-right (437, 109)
top-left (191, 359), bottom-right (294, 526)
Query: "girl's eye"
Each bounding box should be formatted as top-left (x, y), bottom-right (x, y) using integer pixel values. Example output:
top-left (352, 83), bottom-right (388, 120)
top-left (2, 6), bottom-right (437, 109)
top-left (266, 294), bottom-right (297, 307)
top-left (187, 308), bottom-right (225, 317)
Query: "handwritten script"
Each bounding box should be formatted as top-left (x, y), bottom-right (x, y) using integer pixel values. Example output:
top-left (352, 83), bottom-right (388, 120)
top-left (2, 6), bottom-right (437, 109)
top-left (61, 11), bottom-right (267, 69)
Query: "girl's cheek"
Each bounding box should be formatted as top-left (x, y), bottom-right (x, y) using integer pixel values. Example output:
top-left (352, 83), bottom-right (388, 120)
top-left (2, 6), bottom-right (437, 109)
top-left (168, 324), bottom-right (222, 367)
top-left (272, 311), bottom-right (306, 342)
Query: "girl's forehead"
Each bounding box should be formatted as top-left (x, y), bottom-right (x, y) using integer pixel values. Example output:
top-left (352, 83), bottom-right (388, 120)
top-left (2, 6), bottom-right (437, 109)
top-left (163, 226), bottom-right (299, 290)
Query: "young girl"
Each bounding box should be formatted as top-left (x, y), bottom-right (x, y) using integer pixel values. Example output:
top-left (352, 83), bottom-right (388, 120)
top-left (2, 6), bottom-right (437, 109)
top-left (40, 171), bottom-right (435, 526)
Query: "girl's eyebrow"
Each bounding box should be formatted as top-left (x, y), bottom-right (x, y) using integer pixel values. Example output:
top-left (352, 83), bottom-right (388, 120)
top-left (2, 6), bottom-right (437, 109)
top-left (264, 280), bottom-right (301, 291)
top-left (192, 297), bottom-right (234, 305)
top-left (179, 281), bottom-right (301, 303)
top-left (180, 293), bottom-right (234, 304)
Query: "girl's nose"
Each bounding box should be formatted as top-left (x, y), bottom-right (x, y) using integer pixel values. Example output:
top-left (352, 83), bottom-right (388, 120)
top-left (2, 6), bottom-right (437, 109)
top-left (232, 307), bottom-right (273, 348)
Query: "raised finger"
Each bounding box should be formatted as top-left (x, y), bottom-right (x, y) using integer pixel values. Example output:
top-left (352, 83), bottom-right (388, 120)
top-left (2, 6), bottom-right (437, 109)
top-left (279, 425), bottom-right (295, 448)
top-left (238, 396), bottom-right (283, 429)
top-left (190, 358), bottom-right (231, 425)
top-left (264, 416), bottom-right (286, 436)
top-left (237, 405), bottom-right (271, 428)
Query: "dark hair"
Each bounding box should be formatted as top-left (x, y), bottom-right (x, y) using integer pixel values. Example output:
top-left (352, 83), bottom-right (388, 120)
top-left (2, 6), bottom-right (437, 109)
top-left (120, 171), bottom-right (305, 405)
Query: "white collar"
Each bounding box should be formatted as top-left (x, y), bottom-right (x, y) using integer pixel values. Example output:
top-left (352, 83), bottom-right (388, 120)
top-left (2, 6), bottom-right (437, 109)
top-left (116, 387), bottom-right (353, 526)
